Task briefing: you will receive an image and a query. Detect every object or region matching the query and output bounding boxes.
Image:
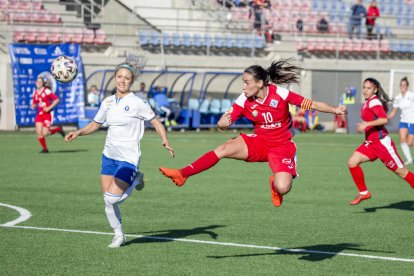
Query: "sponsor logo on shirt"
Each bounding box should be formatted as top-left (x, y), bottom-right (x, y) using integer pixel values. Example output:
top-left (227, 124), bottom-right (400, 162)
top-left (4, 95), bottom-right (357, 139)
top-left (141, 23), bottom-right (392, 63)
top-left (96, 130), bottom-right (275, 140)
top-left (270, 99), bottom-right (278, 108)
top-left (124, 106), bottom-right (129, 111)
top-left (260, 122), bottom-right (282, 129)
top-left (250, 104), bottom-right (258, 109)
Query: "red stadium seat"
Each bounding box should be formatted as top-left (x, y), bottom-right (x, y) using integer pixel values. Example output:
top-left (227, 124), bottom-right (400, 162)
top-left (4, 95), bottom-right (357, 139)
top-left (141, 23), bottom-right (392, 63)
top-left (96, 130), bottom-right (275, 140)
top-left (48, 28), bottom-right (62, 43)
top-left (25, 28), bottom-right (37, 43)
top-left (13, 27), bottom-right (25, 42)
top-left (82, 29), bottom-right (95, 44)
top-left (94, 29), bottom-right (111, 45)
top-left (36, 28), bottom-right (49, 43)
top-left (72, 28), bottom-right (83, 43)
top-left (380, 39), bottom-right (390, 52)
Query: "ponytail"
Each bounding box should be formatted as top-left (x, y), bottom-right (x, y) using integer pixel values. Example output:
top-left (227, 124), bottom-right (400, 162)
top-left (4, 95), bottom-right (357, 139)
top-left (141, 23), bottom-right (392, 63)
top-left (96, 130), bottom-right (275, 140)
top-left (244, 59), bottom-right (302, 86)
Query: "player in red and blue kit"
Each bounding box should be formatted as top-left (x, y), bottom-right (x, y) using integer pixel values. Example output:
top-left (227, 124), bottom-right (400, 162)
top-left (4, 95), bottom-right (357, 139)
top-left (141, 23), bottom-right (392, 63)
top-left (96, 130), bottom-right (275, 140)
top-left (31, 77), bottom-right (65, 153)
top-left (348, 78), bottom-right (414, 205)
top-left (160, 60), bottom-right (347, 207)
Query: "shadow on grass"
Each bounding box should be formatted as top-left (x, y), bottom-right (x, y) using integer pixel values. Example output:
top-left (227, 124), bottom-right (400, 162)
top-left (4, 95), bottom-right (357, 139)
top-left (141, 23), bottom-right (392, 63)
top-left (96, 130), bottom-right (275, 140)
top-left (363, 201), bottom-right (414, 213)
top-left (208, 243), bottom-right (393, 262)
top-left (47, 149), bottom-right (89, 153)
top-left (125, 224), bottom-right (225, 246)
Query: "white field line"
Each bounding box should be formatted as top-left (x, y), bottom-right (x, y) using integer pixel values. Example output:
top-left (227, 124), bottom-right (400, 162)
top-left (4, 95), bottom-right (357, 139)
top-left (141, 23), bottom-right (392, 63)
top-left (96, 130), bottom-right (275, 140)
top-left (0, 203), bottom-right (32, 226)
top-left (1, 202), bottom-right (414, 263)
top-left (1, 224), bottom-right (413, 263)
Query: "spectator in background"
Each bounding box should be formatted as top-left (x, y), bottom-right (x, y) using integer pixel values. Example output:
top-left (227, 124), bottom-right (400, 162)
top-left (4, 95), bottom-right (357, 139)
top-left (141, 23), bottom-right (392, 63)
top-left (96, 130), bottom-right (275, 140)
top-left (366, 1), bottom-right (380, 40)
top-left (336, 87), bottom-right (357, 131)
top-left (317, 16), bottom-right (329, 33)
top-left (150, 86), bottom-right (180, 127)
top-left (87, 85), bottom-right (100, 107)
top-left (134, 82), bottom-right (147, 101)
top-left (296, 18), bottom-right (304, 32)
top-left (250, 0), bottom-right (269, 35)
top-left (348, 0), bottom-right (366, 39)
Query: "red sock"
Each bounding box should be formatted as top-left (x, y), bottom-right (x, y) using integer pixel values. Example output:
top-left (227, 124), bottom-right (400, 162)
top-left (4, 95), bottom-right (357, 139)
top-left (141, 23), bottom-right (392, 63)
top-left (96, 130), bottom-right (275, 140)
top-left (49, 126), bottom-right (62, 135)
top-left (38, 137), bottom-right (48, 150)
top-left (180, 151), bottom-right (220, 178)
top-left (404, 171), bottom-right (414, 188)
top-left (349, 165), bottom-right (367, 193)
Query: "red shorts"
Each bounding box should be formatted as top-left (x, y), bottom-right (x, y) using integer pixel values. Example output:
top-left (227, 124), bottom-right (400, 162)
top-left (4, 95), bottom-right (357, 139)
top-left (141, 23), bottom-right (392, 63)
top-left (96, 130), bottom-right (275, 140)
top-left (240, 133), bottom-right (297, 176)
top-left (356, 136), bottom-right (404, 171)
top-left (35, 112), bottom-right (52, 128)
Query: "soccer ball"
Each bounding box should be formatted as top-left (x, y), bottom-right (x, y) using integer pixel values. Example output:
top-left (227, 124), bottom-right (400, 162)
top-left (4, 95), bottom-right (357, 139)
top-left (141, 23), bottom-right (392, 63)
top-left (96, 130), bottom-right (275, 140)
top-left (50, 55), bottom-right (78, 83)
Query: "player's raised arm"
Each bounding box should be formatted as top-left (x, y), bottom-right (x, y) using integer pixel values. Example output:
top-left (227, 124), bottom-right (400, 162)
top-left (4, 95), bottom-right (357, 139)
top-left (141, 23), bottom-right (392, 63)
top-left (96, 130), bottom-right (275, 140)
top-left (65, 121), bottom-right (101, 142)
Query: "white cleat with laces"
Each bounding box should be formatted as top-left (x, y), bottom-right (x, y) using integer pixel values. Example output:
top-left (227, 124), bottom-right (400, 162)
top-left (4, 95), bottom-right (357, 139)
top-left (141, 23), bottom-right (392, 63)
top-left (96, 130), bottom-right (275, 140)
top-left (108, 234), bottom-right (126, 248)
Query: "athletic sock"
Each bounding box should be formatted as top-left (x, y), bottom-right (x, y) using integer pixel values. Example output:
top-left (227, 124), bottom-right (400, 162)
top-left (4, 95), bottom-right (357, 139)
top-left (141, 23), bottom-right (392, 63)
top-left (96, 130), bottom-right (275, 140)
top-left (49, 126), bottom-right (62, 135)
top-left (401, 143), bottom-right (413, 162)
top-left (404, 171), bottom-right (414, 188)
top-left (349, 165), bottom-right (368, 193)
top-left (103, 192), bottom-right (123, 233)
top-left (180, 151), bottom-right (220, 178)
top-left (38, 136), bottom-right (47, 150)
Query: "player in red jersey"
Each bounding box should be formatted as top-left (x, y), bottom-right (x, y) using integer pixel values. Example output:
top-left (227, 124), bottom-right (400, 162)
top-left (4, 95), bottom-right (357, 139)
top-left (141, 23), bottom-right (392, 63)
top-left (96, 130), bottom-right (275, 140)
top-left (31, 77), bottom-right (65, 153)
top-left (160, 60), bottom-right (347, 207)
top-left (348, 78), bottom-right (414, 205)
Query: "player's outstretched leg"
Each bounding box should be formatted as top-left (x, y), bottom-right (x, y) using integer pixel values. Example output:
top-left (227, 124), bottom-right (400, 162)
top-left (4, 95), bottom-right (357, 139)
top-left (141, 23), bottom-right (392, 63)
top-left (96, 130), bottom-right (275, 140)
top-left (160, 151), bottom-right (220, 187)
top-left (269, 176), bottom-right (283, 207)
top-left (159, 167), bottom-right (187, 186)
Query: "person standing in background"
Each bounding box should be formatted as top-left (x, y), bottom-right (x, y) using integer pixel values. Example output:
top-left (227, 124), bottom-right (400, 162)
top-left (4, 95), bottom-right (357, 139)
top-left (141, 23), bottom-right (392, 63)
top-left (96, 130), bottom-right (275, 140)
top-left (366, 1), bottom-right (380, 40)
top-left (388, 77), bottom-right (414, 165)
top-left (348, 0), bottom-right (367, 39)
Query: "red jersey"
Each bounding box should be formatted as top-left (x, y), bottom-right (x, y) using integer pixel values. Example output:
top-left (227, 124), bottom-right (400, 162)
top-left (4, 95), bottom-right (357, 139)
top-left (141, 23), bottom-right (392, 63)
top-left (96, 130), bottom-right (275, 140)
top-left (230, 84), bottom-right (311, 142)
top-left (32, 87), bottom-right (58, 115)
top-left (361, 95), bottom-right (388, 141)
top-left (366, 6), bottom-right (380, 25)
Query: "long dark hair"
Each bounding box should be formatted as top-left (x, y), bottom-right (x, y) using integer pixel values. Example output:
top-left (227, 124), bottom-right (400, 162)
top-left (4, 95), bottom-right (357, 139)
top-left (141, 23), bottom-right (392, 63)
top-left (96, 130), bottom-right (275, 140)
top-left (364, 77), bottom-right (391, 112)
top-left (244, 59), bottom-right (302, 86)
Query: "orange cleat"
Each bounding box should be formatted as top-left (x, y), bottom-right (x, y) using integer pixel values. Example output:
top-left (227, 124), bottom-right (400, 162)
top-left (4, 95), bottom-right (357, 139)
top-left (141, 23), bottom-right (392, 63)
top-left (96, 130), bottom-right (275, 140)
top-left (269, 176), bottom-right (283, 207)
top-left (349, 192), bottom-right (372, 205)
top-left (159, 167), bottom-right (187, 187)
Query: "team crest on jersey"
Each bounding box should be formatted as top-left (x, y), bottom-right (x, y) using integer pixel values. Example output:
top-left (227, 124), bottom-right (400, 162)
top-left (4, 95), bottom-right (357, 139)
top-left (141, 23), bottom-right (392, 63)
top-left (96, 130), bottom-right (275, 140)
top-left (124, 106), bottom-right (129, 111)
top-left (252, 110), bottom-right (258, 117)
top-left (270, 99), bottom-right (278, 108)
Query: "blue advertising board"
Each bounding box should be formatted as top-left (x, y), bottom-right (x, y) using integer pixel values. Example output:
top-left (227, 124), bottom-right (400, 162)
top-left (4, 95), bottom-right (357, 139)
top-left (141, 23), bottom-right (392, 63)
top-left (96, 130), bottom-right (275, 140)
top-left (9, 43), bottom-right (85, 126)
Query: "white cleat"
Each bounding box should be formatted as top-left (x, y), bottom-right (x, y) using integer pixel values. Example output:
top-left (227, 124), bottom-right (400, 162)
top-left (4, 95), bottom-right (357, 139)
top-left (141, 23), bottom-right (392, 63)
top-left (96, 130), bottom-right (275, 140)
top-left (108, 234), bottom-right (126, 248)
top-left (404, 160), bottom-right (413, 165)
top-left (134, 171), bottom-right (145, 191)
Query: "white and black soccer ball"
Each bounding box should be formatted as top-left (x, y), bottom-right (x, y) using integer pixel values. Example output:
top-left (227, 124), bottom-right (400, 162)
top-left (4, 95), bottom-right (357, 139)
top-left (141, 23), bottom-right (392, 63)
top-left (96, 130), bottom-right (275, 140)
top-left (50, 55), bottom-right (78, 83)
